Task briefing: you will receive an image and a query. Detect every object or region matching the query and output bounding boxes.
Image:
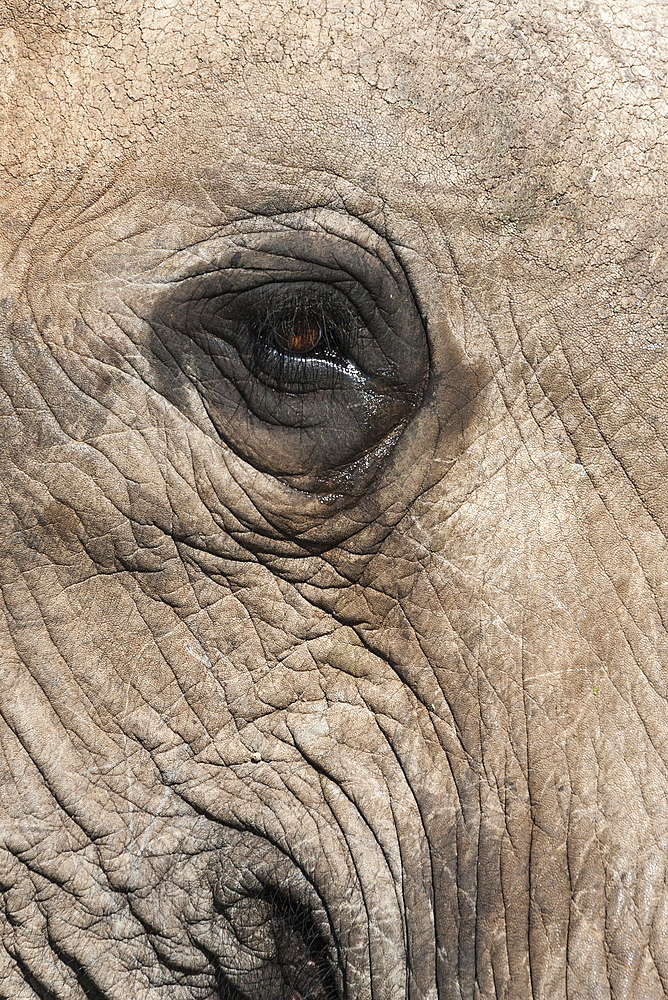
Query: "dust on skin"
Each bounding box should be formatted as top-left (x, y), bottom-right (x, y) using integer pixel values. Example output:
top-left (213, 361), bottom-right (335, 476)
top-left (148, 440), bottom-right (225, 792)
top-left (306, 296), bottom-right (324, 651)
top-left (0, 2), bottom-right (668, 998)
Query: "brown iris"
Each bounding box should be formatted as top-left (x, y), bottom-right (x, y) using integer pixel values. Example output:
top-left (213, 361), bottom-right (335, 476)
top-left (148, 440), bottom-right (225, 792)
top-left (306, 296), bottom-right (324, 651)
top-left (273, 321), bottom-right (322, 354)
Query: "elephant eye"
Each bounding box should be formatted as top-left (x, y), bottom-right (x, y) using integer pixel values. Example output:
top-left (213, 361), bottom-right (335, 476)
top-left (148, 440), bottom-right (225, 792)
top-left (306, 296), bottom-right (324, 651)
top-left (224, 281), bottom-right (366, 392)
top-left (147, 226), bottom-right (429, 485)
top-left (212, 892), bottom-right (339, 1000)
top-left (273, 319), bottom-right (321, 353)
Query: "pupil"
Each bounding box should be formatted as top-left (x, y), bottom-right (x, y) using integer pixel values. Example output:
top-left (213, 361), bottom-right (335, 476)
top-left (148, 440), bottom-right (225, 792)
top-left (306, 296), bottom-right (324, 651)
top-left (274, 322), bottom-right (322, 354)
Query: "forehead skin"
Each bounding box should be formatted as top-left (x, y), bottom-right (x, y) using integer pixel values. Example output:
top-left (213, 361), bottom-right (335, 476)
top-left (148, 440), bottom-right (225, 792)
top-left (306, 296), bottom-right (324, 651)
top-left (3, 0), bottom-right (667, 227)
top-left (3, 0), bottom-right (667, 274)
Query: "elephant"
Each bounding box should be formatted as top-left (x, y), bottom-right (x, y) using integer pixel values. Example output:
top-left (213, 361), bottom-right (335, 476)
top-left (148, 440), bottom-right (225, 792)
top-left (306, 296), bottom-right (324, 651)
top-left (1, 0), bottom-right (668, 997)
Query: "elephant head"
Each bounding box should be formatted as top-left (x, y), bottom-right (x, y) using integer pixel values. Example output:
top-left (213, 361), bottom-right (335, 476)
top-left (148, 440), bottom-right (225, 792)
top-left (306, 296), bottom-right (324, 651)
top-left (1, 2), bottom-right (668, 998)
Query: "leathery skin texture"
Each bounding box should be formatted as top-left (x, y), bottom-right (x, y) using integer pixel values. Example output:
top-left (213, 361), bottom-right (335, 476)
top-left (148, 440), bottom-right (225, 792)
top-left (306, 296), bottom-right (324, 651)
top-left (1, 2), bottom-right (668, 997)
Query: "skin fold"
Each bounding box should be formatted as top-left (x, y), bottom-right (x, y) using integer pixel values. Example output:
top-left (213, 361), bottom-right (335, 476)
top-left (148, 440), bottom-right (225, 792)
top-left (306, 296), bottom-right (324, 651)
top-left (1, 1), bottom-right (668, 997)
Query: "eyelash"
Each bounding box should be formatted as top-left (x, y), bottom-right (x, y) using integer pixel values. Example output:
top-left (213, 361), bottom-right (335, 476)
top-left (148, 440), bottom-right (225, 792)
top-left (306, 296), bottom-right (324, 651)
top-left (221, 284), bottom-right (365, 390)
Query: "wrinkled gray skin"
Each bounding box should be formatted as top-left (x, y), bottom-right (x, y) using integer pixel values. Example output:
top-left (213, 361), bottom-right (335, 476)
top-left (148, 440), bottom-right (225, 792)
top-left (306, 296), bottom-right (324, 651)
top-left (1, 2), bottom-right (668, 998)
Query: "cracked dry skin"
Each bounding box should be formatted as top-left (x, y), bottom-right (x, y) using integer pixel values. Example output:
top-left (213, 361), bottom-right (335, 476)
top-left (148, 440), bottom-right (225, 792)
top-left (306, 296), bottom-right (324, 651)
top-left (1, 1), bottom-right (668, 998)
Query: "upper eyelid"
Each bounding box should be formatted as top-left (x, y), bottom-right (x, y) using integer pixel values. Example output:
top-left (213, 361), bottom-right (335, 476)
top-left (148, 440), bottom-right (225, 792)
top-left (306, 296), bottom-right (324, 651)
top-left (148, 231), bottom-right (427, 381)
top-left (154, 234), bottom-right (390, 297)
top-left (175, 265), bottom-right (360, 301)
top-left (180, 275), bottom-right (356, 303)
top-left (179, 279), bottom-right (371, 334)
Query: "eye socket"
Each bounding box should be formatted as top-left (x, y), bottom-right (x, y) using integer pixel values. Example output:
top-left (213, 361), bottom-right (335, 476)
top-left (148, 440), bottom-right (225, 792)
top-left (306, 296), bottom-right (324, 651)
top-left (212, 891), bottom-right (338, 1000)
top-left (146, 225), bottom-right (428, 486)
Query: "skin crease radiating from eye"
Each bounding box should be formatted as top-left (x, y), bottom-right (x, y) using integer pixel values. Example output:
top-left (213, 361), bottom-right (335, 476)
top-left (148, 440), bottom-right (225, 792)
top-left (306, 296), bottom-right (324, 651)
top-left (5, 4), bottom-right (668, 1000)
